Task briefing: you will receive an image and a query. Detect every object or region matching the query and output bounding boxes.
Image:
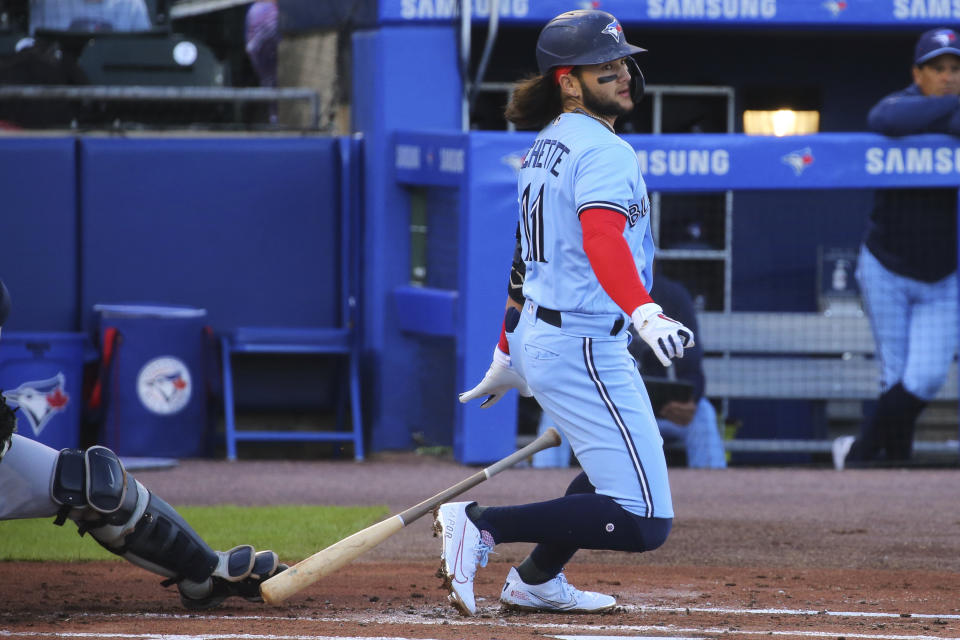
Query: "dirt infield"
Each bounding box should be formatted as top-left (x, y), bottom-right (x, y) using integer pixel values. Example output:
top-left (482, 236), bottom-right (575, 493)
top-left (2, 453), bottom-right (960, 639)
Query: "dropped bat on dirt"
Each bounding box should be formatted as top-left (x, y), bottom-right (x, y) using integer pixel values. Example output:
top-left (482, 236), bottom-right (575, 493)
top-left (260, 426), bottom-right (563, 605)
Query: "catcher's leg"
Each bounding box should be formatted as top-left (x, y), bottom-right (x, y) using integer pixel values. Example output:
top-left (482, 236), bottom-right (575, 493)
top-left (50, 445), bottom-right (285, 609)
top-left (0, 434), bottom-right (61, 520)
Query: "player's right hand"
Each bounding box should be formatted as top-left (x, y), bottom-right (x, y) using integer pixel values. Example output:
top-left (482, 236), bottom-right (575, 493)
top-left (458, 347), bottom-right (533, 408)
top-left (632, 302), bottom-right (695, 367)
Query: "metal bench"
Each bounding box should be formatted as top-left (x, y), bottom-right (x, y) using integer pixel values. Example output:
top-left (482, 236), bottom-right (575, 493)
top-left (697, 311), bottom-right (958, 454)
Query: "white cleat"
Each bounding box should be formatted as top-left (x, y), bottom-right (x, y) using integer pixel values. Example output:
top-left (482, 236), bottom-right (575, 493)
top-left (433, 501), bottom-right (493, 616)
top-left (832, 435), bottom-right (855, 471)
top-left (499, 566), bottom-right (616, 613)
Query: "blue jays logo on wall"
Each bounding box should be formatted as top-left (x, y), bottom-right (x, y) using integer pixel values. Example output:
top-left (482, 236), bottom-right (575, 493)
top-left (137, 356), bottom-right (192, 415)
top-left (502, 150), bottom-right (526, 174)
top-left (782, 147), bottom-right (814, 176)
top-left (2, 373), bottom-right (70, 437)
top-left (823, 0), bottom-right (847, 17)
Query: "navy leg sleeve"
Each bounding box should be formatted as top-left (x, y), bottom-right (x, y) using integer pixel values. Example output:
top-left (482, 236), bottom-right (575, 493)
top-left (473, 471), bottom-right (671, 576)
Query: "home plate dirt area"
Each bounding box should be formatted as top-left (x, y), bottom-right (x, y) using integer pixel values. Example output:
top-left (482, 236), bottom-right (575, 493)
top-left (1, 453), bottom-right (959, 640)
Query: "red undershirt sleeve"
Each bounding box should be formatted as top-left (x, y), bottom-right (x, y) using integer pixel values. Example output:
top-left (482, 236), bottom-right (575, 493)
top-left (498, 320), bottom-right (509, 354)
top-left (580, 207), bottom-right (653, 315)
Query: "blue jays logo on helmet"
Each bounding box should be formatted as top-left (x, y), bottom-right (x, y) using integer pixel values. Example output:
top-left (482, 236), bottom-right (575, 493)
top-left (535, 9), bottom-right (647, 75)
top-left (2, 373), bottom-right (70, 437)
top-left (602, 20), bottom-right (623, 43)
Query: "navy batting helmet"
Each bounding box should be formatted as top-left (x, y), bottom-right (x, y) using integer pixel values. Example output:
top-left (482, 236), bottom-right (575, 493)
top-left (536, 10), bottom-right (646, 74)
top-left (536, 10), bottom-right (646, 101)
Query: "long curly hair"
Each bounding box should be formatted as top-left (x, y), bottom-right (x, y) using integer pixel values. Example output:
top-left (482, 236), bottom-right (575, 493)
top-left (504, 73), bottom-right (565, 131)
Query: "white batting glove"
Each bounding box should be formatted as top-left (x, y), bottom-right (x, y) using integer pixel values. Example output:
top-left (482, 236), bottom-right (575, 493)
top-left (458, 347), bottom-right (533, 408)
top-left (632, 302), bottom-right (695, 367)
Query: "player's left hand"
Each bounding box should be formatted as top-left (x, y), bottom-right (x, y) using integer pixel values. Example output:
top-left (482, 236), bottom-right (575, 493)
top-left (632, 302), bottom-right (695, 367)
top-left (458, 347), bottom-right (533, 408)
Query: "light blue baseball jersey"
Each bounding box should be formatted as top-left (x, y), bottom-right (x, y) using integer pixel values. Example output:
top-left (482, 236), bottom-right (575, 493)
top-left (518, 112), bottom-right (653, 314)
top-left (507, 111), bottom-right (672, 519)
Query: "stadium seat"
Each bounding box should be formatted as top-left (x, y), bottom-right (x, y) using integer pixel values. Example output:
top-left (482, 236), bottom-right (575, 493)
top-left (76, 33), bottom-right (226, 86)
top-left (219, 136), bottom-right (365, 461)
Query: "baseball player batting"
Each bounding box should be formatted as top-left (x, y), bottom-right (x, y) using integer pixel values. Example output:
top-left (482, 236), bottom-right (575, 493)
top-left (0, 277), bottom-right (286, 609)
top-left (435, 9), bottom-right (693, 616)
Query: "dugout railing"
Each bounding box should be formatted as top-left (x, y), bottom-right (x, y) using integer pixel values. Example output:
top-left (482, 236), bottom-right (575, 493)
top-left (391, 130), bottom-right (960, 462)
top-left (0, 86), bottom-right (324, 130)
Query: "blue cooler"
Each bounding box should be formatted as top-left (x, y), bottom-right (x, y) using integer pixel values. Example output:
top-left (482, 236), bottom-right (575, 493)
top-left (0, 332), bottom-right (87, 450)
top-left (94, 304), bottom-right (208, 458)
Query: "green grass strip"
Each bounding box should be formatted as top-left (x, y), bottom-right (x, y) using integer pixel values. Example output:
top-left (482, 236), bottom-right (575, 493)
top-left (0, 504), bottom-right (389, 563)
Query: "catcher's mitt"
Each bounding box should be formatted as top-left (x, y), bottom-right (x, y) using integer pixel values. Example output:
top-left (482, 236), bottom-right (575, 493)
top-left (0, 392), bottom-right (17, 462)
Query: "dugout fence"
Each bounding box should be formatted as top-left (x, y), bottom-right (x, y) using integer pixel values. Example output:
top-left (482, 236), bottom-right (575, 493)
top-left (0, 85), bottom-right (324, 130)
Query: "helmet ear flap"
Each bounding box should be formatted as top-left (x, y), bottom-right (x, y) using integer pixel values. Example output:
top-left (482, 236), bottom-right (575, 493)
top-left (627, 57), bottom-right (645, 104)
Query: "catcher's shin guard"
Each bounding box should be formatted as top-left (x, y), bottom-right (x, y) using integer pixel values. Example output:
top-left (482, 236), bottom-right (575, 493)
top-left (178, 547), bottom-right (286, 610)
top-left (51, 446), bottom-right (218, 583)
top-left (120, 493), bottom-right (220, 583)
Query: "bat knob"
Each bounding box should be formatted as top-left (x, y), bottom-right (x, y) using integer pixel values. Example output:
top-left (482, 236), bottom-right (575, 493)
top-left (260, 569), bottom-right (292, 605)
top-left (545, 427), bottom-right (562, 447)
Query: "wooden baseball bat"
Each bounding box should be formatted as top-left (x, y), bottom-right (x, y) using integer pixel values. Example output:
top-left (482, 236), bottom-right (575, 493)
top-left (260, 427), bottom-right (563, 605)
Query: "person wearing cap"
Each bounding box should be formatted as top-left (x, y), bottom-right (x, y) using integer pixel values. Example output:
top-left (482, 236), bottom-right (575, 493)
top-left (832, 28), bottom-right (960, 470)
top-left (439, 10), bottom-right (692, 615)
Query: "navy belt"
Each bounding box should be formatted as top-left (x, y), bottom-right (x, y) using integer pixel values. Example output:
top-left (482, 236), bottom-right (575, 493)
top-left (535, 305), bottom-right (625, 336)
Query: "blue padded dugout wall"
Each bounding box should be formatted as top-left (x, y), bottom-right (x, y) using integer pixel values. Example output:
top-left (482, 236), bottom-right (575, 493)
top-left (4, 136), bottom-right (348, 422)
top-left (2, 136), bottom-right (344, 336)
top-left (78, 137), bottom-right (341, 333)
top-left (79, 136), bottom-right (346, 412)
top-left (352, 25), bottom-right (464, 454)
top-left (0, 137), bottom-right (80, 332)
top-left (391, 132), bottom-right (522, 464)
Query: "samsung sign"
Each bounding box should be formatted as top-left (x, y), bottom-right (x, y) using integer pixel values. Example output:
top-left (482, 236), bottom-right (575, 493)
top-left (647, 0), bottom-right (777, 19)
top-left (893, 0), bottom-right (960, 18)
top-left (636, 149), bottom-right (731, 176)
top-left (380, 0), bottom-right (960, 26)
top-left (865, 146), bottom-right (960, 174)
top-left (398, 0), bottom-right (530, 19)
